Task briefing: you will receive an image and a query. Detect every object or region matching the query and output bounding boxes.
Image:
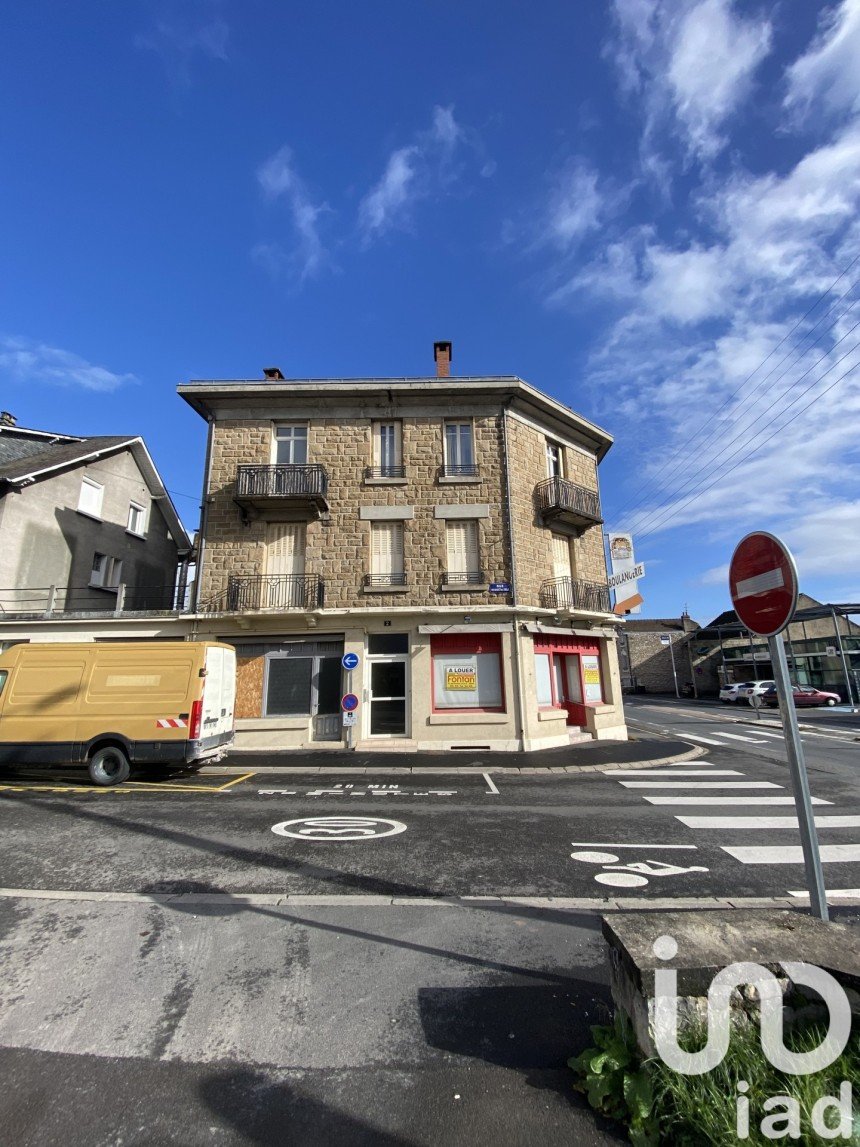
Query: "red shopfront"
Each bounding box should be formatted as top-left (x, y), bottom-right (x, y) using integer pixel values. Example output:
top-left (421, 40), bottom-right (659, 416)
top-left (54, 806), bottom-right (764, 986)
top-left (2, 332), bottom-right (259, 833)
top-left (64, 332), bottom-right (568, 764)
top-left (533, 633), bottom-right (604, 727)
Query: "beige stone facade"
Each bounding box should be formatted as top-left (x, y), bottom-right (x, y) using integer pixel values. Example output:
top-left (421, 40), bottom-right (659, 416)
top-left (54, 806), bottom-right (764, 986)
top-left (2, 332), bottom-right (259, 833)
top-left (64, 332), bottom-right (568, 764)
top-left (178, 367), bottom-right (628, 751)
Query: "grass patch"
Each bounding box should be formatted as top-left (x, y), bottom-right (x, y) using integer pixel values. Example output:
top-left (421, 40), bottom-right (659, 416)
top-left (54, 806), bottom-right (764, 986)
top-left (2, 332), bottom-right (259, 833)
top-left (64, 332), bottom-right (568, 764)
top-left (571, 1015), bottom-right (860, 1145)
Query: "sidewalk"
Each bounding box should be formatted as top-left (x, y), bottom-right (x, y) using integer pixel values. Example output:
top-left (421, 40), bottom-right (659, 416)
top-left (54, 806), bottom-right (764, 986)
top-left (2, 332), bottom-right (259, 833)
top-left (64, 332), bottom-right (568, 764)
top-left (216, 737), bottom-right (703, 774)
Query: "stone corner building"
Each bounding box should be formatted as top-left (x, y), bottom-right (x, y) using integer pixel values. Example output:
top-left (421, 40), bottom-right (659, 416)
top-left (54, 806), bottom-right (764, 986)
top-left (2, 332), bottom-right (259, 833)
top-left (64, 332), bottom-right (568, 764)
top-left (178, 343), bottom-right (627, 751)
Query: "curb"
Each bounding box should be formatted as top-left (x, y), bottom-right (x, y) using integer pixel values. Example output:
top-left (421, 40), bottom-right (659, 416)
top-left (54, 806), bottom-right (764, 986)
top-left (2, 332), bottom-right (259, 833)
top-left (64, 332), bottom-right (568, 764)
top-left (202, 744), bottom-right (707, 777)
top-left (2, 887), bottom-right (857, 910)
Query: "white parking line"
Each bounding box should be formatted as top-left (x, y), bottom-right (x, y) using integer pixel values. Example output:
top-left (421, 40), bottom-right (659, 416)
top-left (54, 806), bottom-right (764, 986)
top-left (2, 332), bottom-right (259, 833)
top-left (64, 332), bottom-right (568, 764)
top-left (483, 773), bottom-right (500, 795)
top-left (644, 796), bottom-right (832, 805)
top-left (569, 842), bottom-right (698, 849)
top-left (676, 815), bottom-right (860, 829)
top-left (723, 844), bottom-right (860, 865)
top-left (619, 781), bottom-right (782, 789)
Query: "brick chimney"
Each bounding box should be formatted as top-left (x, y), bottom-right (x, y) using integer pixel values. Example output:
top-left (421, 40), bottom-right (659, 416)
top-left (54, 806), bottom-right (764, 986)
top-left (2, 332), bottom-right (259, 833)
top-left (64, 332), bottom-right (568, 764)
top-left (263, 366), bottom-right (285, 380)
top-left (0, 411), bottom-right (16, 427)
top-left (433, 341), bottom-right (452, 378)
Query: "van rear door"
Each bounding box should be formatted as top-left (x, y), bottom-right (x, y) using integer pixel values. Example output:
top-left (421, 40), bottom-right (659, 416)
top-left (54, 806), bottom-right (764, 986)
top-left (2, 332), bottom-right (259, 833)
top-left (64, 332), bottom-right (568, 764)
top-left (202, 645), bottom-right (236, 740)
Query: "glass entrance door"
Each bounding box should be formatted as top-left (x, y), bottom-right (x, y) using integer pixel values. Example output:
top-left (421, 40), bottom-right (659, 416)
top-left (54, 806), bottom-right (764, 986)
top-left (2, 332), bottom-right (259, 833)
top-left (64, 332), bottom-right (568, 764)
top-left (369, 659), bottom-right (408, 736)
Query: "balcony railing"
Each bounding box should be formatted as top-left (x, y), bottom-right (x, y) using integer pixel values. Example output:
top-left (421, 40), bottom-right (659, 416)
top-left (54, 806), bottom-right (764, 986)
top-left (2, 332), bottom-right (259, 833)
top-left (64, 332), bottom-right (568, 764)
top-left (364, 573), bottom-right (407, 588)
top-left (364, 465), bottom-right (406, 480)
top-left (534, 476), bottom-right (601, 533)
top-left (539, 576), bottom-right (611, 613)
top-left (0, 583), bottom-right (185, 618)
top-left (235, 464), bottom-right (329, 504)
top-left (439, 463), bottom-right (480, 479)
top-left (442, 570), bottom-right (485, 586)
top-left (202, 574), bottom-right (324, 613)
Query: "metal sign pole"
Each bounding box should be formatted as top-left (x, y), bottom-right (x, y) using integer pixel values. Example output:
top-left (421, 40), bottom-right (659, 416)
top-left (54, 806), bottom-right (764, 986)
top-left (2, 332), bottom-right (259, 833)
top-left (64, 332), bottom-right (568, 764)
top-left (346, 668), bottom-right (353, 751)
top-left (769, 634), bottom-right (828, 921)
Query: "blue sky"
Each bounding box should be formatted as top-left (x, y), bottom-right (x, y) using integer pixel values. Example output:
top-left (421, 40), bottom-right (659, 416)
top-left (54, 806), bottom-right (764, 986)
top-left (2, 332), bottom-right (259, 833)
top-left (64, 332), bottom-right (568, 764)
top-left (2, 1), bottom-right (859, 623)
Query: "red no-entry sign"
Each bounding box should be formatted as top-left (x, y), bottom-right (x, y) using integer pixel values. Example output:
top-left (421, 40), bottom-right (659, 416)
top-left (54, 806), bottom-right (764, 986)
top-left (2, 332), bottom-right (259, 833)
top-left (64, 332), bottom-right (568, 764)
top-left (728, 531), bottom-right (798, 637)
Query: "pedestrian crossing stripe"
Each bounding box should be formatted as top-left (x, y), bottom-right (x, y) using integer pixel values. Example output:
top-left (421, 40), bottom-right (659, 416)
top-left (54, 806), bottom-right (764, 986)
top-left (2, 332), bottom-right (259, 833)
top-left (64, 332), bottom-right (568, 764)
top-left (643, 796), bottom-right (832, 805)
top-left (619, 781), bottom-right (782, 789)
top-left (722, 844), bottom-right (860, 865)
top-left (675, 815), bottom-right (860, 829)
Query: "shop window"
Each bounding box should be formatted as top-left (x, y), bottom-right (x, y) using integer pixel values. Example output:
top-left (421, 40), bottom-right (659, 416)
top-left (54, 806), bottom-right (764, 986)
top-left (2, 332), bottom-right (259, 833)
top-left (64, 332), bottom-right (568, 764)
top-left (535, 653), bottom-right (553, 705)
top-left (265, 657), bottom-right (313, 716)
top-left (431, 633), bottom-right (504, 711)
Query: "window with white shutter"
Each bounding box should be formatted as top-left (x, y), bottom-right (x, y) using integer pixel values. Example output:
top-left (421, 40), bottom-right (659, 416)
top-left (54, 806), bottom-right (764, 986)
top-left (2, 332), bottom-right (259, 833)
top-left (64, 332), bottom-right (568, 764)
top-left (370, 522), bottom-right (405, 585)
top-left (266, 523), bottom-right (306, 578)
top-left (78, 477), bottom-right (104, 518)
top-left (552, 533), bottom-right (572, 580)
top-left (445, 520), bottom-right (480, 584)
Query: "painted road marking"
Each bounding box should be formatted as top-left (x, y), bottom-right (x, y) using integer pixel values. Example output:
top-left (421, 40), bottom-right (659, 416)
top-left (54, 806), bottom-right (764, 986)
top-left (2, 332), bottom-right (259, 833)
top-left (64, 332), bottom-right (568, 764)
top-left (676, 815), bottom-right (860, 830)
top-left (569, 842), bottom-right (699, 849)
top-left (619, 781), bottom-right (782, 789)
top-left (718, 732), bottom-right (769, 743)
top-left (570, 846), bottom-right (708, 890)
top-left (483, 772), bottom-right (500, 794)
top-left (606, 769), bottom-right (743, 777)
top-left (644, 796), bottom-right (833, 805)
top-left (266, 784), bottom-right (459, 798)
top-left (271, 816), bottom-right (408, 841)
top-left (678, 733), bottom-right (725, 745)
top-left (788, 889), bottom-right (860, 899)
top-left (594, 872), bottom-right (649, 888)
top-left (722, 844), bottom-right (860, 865)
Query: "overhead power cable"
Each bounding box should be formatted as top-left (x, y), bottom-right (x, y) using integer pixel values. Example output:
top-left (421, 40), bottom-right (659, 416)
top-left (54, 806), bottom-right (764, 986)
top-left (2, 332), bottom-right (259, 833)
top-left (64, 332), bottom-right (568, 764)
top-left (627, 319), bottom-right (860, 538)
top-left (635, 355), bottom-right (860, 542)
top-left (610, 252), bottom-right (860, 525)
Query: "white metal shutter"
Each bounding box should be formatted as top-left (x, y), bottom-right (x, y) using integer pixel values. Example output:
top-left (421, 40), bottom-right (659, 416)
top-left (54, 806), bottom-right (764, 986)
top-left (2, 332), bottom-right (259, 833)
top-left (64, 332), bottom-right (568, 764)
top-left (266, 523), bottom-right (306, 577)
top-left (446, 521), bottom-right (478, 573)
top-left (552, 533), bottom-right (572, 580)
top-left (371, 522), bottom-right (403, 576)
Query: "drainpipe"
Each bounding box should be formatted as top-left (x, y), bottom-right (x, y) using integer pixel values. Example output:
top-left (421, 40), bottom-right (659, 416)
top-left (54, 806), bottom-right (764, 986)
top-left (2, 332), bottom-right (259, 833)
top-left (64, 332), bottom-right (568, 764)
top-left (190, 412), bottom-right (216, 639)
top-left (501, 400), bottom-right (528, 749)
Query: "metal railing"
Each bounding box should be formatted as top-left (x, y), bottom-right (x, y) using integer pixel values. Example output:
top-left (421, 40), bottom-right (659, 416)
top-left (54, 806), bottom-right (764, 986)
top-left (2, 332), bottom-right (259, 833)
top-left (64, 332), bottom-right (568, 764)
top-left (439, 463), bottom-right (480, 479)
top-left (235, 464), bottom-right (329, 500)
top-left (0, 583), bottom-right (185, 617)
top-left (202, 574), bottom-right (324, 613)
top-left (442, 570), bottom-right (485, 586)
top-left (364, 465), bottom-right (406, 480)
top-left (534, 476), bottom-right (601, 522)
top-left (364, 572), bottom-right (407, 587)
top-left (539, 576), bottom-right (611, 613)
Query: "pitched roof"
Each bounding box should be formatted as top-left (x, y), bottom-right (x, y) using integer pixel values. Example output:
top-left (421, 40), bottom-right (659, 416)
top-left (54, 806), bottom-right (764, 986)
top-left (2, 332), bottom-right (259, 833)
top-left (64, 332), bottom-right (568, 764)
top-left (0, 436), bottom-right (133, 484)
top-left (0, 435), bottom-right (191, 551)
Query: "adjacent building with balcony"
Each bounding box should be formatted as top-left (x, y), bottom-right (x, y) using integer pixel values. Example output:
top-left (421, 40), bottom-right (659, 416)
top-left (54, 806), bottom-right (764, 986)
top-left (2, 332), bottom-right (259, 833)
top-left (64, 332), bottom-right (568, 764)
top-left (176, 343), bottom-right (626, 750)
top-left (0, 414), bottom-right (191, 629)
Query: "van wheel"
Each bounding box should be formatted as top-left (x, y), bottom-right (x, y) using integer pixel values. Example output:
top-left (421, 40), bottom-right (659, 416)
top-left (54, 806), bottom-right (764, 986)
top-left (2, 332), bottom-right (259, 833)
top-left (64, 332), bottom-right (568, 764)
top-left (88, 746), bottom-right (131, 787)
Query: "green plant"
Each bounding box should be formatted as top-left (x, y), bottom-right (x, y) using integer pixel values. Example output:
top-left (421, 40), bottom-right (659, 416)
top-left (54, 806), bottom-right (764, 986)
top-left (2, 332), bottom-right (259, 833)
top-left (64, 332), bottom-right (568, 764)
top-left (568, 1011), bottom-right (660, 1146)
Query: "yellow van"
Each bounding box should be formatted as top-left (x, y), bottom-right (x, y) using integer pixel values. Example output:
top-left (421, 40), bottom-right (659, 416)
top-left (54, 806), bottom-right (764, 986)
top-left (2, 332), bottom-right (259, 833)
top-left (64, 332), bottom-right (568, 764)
top-left (0, 641), bottom-right (236, 786)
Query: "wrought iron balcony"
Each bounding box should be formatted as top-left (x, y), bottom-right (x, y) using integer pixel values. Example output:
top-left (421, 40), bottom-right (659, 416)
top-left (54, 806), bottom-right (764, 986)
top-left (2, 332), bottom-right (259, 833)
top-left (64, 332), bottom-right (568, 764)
top-left (442, 570), bottom-right (485, 586)
top-left (234, 464), bottom-right (329, 517)
top-left (539, 576), bottom-right (611, 613)
top-left (534, 476), bottom-right (602, 535)
top-left (364, 465), bottom-right (406, 480)
top-left (203, 574), bottom-right (324, 613)
top-left (439, 463), bottom-right (480, 480)
top-left (364, 572), bottom-right (407, 588)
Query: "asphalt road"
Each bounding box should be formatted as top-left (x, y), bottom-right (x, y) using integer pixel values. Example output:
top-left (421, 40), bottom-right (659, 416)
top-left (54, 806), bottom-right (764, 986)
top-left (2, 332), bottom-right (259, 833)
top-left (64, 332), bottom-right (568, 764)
top-left (2, 721), bottom-right (859, 1145)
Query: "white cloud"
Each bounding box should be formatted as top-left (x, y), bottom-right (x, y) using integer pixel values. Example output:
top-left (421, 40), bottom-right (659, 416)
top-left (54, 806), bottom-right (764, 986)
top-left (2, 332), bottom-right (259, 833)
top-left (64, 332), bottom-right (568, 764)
top-left (546, 162), bottom-right (604, 250)
top-left (608, 0), bottom-right (771, 167)
top-left (256, 146), bottom-right (329, 280)
top-left (358, 147), bottom-right (419, 241)
top-left (667, 0), bottom-right (771, 158)
top-left (785, 0), bottom-right (860, 123)
top-left (357, 106), bottom-right (488, 243)
top-left (0, 338), bottom-right (136, 392)
top-left (136, 9), bottom-right (229, 85)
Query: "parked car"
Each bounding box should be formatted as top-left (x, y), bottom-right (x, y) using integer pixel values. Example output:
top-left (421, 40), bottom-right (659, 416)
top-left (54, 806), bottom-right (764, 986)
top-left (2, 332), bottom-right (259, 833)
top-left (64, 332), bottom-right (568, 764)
top-left (761, 685), bottom-right (841, 708)
top-left (719, 681), bottom-right (758, 704)
top-left (738, 680), bottom-right (776, 706)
